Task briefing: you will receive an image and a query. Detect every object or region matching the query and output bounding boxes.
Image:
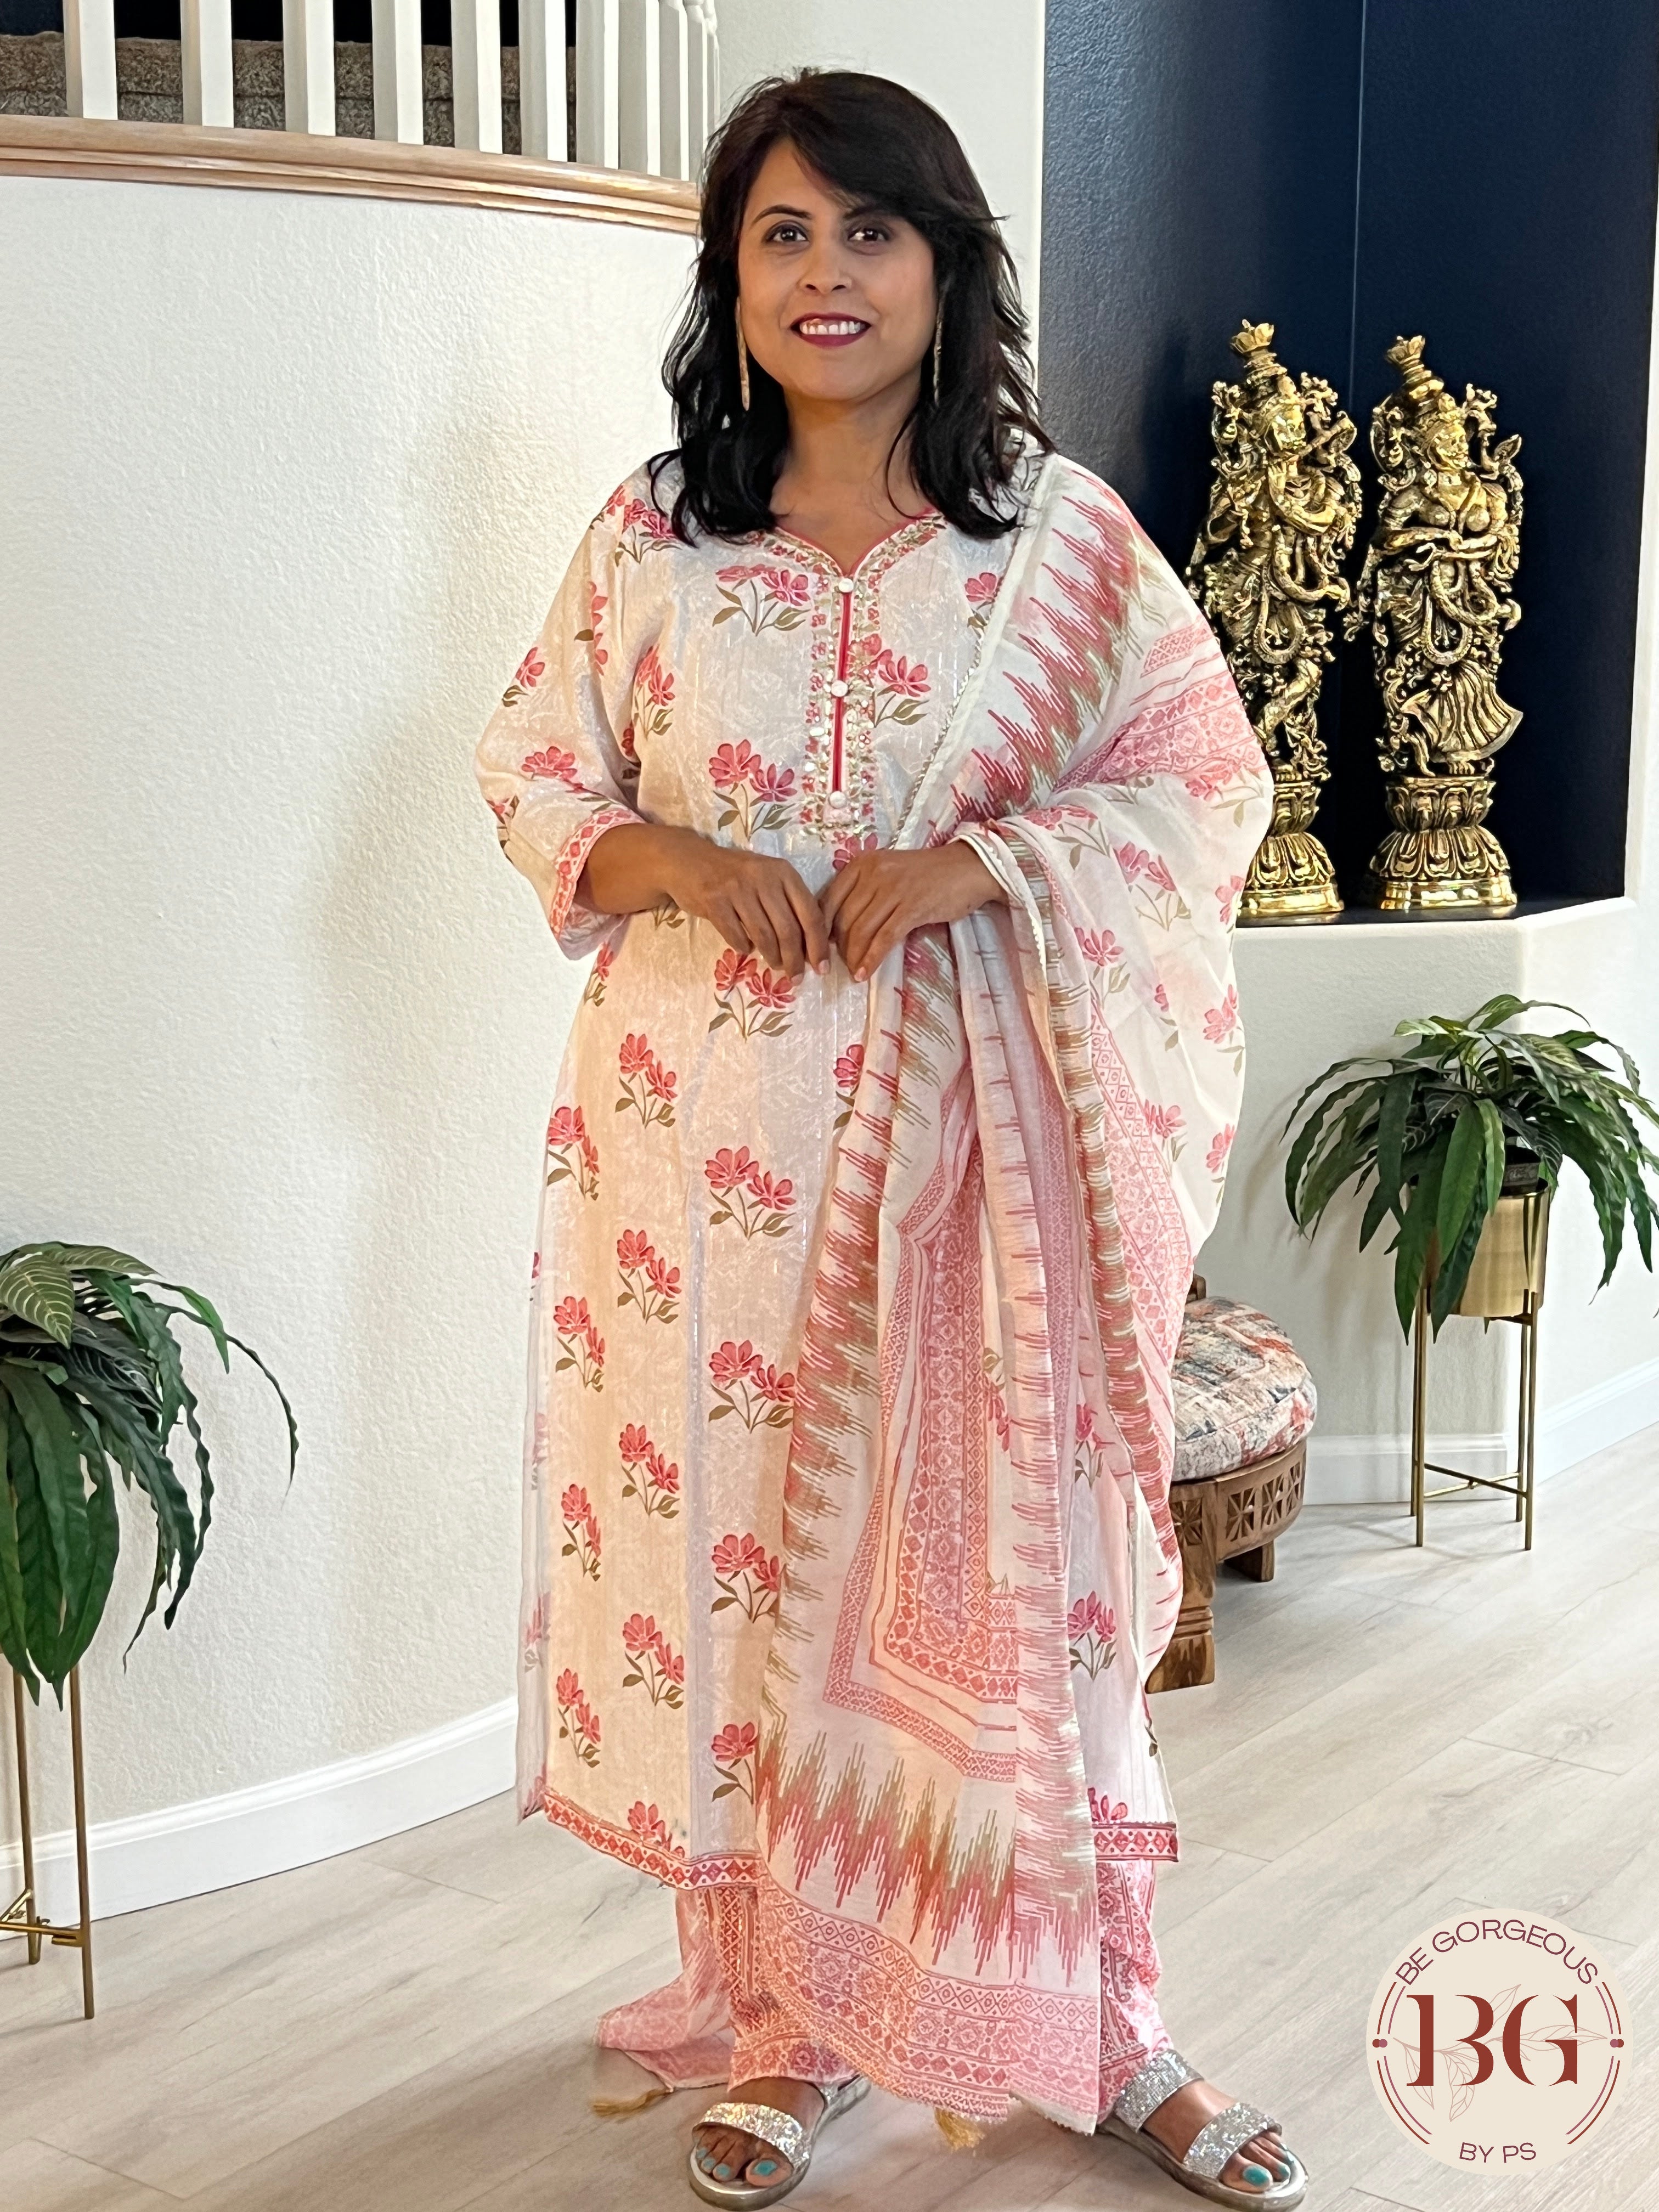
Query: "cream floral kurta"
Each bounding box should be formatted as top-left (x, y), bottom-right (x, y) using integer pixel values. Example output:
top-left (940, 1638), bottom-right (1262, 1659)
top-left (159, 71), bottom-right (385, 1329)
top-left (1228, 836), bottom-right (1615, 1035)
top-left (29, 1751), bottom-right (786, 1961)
top-left (476, 459), bottom-right (1024, 1877)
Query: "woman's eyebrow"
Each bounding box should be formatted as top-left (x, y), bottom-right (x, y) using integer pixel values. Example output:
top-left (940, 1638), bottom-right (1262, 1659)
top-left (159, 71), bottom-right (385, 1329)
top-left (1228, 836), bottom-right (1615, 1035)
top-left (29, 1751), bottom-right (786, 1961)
top-left (750, 202), bottom-right (815, 223)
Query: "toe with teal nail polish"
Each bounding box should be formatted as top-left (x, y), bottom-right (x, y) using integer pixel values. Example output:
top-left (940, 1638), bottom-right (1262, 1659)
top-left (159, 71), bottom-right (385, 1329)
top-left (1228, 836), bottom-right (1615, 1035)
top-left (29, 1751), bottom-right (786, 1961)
top-left (1243, 2166), bottom-right (1272, 2187)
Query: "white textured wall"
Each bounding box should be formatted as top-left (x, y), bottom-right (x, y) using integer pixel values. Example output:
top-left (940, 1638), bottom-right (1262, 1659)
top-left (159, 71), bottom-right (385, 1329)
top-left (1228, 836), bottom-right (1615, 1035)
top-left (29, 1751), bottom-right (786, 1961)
top-left (716, 0), bottom-right (1046, 320)
top-left (0, 176), bottom-right (692, 1844)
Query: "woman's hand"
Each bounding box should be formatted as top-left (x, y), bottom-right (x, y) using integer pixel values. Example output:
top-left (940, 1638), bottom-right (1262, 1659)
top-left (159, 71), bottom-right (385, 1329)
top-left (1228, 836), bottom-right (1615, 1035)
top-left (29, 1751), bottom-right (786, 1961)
top-left (820, 839), bottom-right (1007, 981)
top-left (581, 822), bottom-right (830, 979)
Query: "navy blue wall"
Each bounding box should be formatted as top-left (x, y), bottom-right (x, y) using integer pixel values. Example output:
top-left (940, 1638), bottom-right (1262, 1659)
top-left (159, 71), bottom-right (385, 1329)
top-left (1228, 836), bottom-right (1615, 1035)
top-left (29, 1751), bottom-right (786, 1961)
top-left (1040, 0), bottom-right (1659, 904)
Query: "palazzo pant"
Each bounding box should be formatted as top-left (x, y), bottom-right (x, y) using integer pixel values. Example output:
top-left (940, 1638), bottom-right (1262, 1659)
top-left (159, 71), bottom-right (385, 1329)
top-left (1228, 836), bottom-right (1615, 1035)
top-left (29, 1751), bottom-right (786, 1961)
top-left (603, 1861), bottom-right (1173, 2128)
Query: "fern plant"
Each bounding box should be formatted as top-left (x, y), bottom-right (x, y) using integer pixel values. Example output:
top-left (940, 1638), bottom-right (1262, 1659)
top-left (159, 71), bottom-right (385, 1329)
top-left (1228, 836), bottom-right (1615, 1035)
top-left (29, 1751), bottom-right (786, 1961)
top-left (0, 1241), bottom-right (296, 1702)
top-left (1284, 996), bottom-right (1659, 1337)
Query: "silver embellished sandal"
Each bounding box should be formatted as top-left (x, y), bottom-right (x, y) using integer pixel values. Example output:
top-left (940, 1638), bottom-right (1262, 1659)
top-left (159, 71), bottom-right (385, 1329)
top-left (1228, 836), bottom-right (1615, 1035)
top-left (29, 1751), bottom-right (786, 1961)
top-left (1098, 2049), bottom-right (1308, 2209)
top-left (688, 2074), bottom-right (870, 2208)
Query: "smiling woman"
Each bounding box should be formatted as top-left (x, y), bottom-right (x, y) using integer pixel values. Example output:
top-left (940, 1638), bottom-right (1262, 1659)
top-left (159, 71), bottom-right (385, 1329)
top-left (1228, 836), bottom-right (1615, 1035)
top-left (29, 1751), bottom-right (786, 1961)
top-left (473, 65), bottom-right (1303, 2212)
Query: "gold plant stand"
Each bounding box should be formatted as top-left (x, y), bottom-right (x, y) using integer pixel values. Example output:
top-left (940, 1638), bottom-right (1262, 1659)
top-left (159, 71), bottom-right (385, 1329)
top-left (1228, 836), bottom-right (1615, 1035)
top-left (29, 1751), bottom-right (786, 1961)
top-left (1409, 1187), bottom-right (1549, 1550)
top-left (3, 1666), bottom-right (95, 2018)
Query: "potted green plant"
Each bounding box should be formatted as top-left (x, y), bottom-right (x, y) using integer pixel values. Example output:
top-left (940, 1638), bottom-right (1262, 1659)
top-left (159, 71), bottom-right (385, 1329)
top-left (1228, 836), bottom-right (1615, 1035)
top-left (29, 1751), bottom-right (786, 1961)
top-left (0, 1242), bottom-right (296, 1702)
top-left (1283, 996), bottom-right (1659, 1334)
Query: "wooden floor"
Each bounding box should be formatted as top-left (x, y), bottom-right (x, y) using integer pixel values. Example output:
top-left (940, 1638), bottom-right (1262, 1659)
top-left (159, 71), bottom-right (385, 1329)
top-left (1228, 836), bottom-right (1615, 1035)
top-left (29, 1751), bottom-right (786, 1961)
top-left (5, 1429), bottom-right (1658, 2212)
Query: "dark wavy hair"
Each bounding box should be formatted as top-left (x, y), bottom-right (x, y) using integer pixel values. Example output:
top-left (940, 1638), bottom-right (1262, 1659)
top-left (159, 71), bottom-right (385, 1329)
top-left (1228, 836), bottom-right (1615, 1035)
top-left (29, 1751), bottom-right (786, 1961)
top-left (650, 69), bottom-right (1050, 544)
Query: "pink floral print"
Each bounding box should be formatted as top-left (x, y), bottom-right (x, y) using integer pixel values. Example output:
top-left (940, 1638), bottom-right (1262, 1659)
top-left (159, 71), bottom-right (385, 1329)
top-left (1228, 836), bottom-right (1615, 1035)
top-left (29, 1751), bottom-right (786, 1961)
top-left (573, 582), bottom-right (608, 668)
top-left (555, 1667), bottom-right (600, 1765)
top-left (714, 563), bottom-right (813, 634)
top-left (616, 1229), bottom-right (681, 1324)
top-left (1206, 1121), bottom-right (1237, 1182)
top-left (983, 1346), bottom-right (1011, 1452)
top-left (560, 1484), bottom-right (601, 1580)
top-left (832, 829), bottom-right (879, 871)
top-left (546, 1103), bottom-right (599, 1201)
top-left (523, 1591), bottom-right (548, 1666)
top-left (630, 644), bottom-right (675, 754)
top-left (1074, 1402), bottom-right (1106, 1488)
top-left (619, 1423), bottom-right (680, 1520)
top-left (709, 949), bottom-right (797, 1039)
top-left (612, 495), bottom-right (675, 564)
top-left (518, 744), bottom-right (583, 786)
top-left (965, 569), bottom-right (1000, 634)
top-left (1142, 1099), bottom-right (1186, 1165)
top-left (708, 739), bottom-right (798, 840)
top-left (1115, 842), bottom-right (1192, 929)
top-left (710, 1532), bottom-right (781, 1621)
top-left (708, 1340), bottom-right (797, 1430)
top-left (552, 1295), bottom-right (605, 1391)
top-left (581, 941), bottom-right (615, 1008)
top-left (621, 1614), bottom-right (685, 1707)
top-left (616, 1032), bottom-right (678, 1126)
top-left (1068, 1593), bottom-right (1118, 1678)
top-left (865, 636), bottom-right (932, 729)
top-left (705, 1148), bottom-right (795, 1238)
top-left (500, 644), bottom-right (545, 708)
top-left (1203, 985), bottom-right (1244, 1071)
top-left (711, 1720), bottom-right (759, 1804)
top-left (1217, 873), bottom-right (1247, 927)
top-left (627, 1799), bottom-right (684, 1856)
top-left (833, 1042), bottom-right (865, 1131)
top-left (1076, 926), bottom-right (1130, 993)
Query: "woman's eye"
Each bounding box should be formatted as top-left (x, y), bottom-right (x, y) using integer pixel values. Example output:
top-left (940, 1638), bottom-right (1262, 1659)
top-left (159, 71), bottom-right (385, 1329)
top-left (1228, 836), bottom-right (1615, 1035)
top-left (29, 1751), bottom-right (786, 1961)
top-left (764, 223), bottom-right (807, 244)
top-left (850, 224), bottom-right (891, 244)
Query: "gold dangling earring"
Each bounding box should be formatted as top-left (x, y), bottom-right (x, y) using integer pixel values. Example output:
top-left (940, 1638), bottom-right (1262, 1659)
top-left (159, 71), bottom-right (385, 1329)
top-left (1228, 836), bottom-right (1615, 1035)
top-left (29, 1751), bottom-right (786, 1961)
top-left (736, 302), bottom-right (752, 413)
top-left (931, 306), bottom-right (944, 399)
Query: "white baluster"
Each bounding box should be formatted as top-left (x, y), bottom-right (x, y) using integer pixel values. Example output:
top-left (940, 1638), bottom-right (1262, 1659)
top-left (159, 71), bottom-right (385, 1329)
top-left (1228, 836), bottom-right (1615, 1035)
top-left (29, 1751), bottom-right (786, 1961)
top-left (373, 0), bottom-right (423, 143)
top-left (283, 0), bottom-right (336, 134)
top-left (577, 0), bottom-right (621, 167)
top-left (684, 0), bottom-right (710, 166)
top-left (181, 0), bottom-right (235, 125)
top-left (62, 0), bottom-right (117, 120)
top-left (451, 0), bottom-right (502, 153)
top-left (618, 0), bottom-right (660, 176)
top-left (702, 0), bottom-right (717, 127)
top-left (657, 0), bottom-right (689, 180)
top-left (518, 0), bottom-right (567, 160)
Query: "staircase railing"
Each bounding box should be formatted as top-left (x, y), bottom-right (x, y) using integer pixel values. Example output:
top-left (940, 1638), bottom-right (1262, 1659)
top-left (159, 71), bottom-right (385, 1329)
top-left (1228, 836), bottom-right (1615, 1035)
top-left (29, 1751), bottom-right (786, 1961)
top-left (48, 0), bottom-right (717, 179)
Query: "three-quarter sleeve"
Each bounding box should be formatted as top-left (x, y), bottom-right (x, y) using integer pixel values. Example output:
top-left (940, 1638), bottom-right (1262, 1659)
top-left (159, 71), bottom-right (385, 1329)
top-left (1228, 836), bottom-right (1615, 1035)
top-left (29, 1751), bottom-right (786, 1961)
top-left (475, 499), bottom-right (648, 962)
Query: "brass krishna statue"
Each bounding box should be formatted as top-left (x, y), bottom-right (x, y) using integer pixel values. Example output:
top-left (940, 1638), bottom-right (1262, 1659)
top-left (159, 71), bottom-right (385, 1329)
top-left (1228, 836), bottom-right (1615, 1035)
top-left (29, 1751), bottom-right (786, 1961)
top-left (1186, 320), bottom-right (1362, 922)
top-left (1346, 334), bottom-right (1525, 912)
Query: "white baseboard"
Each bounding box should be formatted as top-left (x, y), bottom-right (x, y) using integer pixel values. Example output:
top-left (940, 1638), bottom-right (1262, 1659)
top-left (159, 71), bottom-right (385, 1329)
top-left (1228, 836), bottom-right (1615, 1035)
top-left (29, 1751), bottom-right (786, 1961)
top-left (1, 1696), bottom-right (515, 1926)
top-left (1306, 1357), bottom-right (1659, 1504)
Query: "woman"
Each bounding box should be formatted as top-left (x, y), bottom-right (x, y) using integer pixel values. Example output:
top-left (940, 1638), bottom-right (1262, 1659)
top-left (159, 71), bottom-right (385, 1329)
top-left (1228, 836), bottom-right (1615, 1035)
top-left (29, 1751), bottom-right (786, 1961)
top-left (475, 69), bottom-right (1303, 2212)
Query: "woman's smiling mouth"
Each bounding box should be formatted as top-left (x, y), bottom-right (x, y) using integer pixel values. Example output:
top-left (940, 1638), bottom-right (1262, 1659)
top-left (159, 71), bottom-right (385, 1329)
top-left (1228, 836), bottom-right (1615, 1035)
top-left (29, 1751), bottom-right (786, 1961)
top-left (792, 315), bottom-right (872, 347)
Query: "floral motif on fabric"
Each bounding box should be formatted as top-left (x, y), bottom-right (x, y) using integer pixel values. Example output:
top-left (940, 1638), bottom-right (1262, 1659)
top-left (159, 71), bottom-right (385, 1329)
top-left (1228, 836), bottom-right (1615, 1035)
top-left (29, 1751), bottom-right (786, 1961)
top-left (574, 582), bottom-right (608, 669)
top-left (556, 1668), bottom-right (600, 1766)
top-left (545, 1103), bottom-right (599, 1200)
top-left (708, 1341), bottom-right (795, 1430)
top-left (705, 1148), bottom-right (795, 1238)
top-left (616, 1229), bottom-right (681, 1323)
top-left (560, 1485), bottom-right (601, 1580)
top-left (619, 1423), bottom-right (681, 1519)
top-left (712, 1722), bottom-right (760, 1804)
top-left (714, 563), bottom-right (814, 634)
top-left (616, 1032), bottom-right (678, 1126)
top-left (552, 1295), bottom-right (604, 1391)
top-left (709, 949), bottom-right (797, 1039)
top-left (622, 1613), bottom-right (686, 1707)
top-left (708, 740), bottom-right (798, 841)
top-left (711, 1532), bottom-right (781, 1621)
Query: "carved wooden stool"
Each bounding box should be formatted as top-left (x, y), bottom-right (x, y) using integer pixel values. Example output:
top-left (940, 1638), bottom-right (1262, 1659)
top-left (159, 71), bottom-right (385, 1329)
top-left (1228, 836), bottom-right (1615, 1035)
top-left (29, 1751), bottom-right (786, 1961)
top-left (1148, 1295), bottom-right (1316, 1692)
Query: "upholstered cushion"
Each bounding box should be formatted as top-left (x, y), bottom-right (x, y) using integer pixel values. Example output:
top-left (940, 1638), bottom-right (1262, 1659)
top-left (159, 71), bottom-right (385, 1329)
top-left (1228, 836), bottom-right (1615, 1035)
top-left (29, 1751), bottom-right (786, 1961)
top-left (1172, 1296), bottom-right (1317, 1485)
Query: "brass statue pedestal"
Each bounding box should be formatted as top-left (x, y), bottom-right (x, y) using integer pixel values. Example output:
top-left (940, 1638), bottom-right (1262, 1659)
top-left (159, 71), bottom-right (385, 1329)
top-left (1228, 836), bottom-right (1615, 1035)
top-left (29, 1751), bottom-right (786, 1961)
top-left (1367, 772), bottom-right (1517, 915)
top-left (1409, 1188), bottom-right (1549, 1549)
top-left (1238, 776), bottom-right (1344, 924)
top-left (2, 1666), bottom-right (96, 2019)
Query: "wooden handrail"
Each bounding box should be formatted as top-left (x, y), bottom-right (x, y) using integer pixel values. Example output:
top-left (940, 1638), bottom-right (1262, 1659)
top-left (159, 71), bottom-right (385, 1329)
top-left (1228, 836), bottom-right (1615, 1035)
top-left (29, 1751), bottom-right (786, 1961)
top-left (0, 114), bottom-right (701, 232)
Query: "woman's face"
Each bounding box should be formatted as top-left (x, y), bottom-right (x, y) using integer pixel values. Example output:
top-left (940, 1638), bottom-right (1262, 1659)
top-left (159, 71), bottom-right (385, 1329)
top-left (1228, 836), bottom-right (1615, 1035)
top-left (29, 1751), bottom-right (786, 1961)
top-left (735, 139), bottom-right (938, 411)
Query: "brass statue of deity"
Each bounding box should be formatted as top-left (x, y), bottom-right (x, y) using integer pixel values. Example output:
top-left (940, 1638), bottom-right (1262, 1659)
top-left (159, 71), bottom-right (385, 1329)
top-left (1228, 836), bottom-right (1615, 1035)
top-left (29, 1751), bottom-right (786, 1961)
top-left (1186, 320), bottom-right (1361, 923)
top-left (1346, 334), bottom-right (1525, 913)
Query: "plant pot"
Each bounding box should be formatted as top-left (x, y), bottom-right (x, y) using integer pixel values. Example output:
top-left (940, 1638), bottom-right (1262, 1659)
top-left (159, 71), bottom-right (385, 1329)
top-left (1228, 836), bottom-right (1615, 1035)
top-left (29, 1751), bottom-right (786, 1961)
top-left (1433, 1186), bottom-right (1551, 1320)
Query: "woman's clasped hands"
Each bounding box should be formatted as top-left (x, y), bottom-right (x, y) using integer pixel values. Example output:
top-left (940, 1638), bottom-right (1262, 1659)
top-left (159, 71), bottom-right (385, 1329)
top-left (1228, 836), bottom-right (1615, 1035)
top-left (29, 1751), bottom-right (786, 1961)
top-left (653, 827), bottom-right (1007, 983)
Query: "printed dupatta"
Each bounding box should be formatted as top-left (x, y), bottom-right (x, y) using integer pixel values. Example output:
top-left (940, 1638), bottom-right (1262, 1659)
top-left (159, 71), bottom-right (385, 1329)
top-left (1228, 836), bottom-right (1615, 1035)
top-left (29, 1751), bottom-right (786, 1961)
top-left (742, 453), bottom-right (1273, 2130)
